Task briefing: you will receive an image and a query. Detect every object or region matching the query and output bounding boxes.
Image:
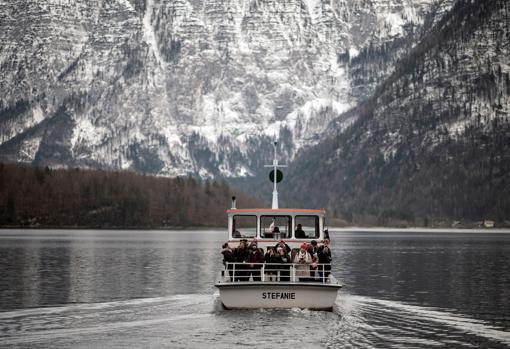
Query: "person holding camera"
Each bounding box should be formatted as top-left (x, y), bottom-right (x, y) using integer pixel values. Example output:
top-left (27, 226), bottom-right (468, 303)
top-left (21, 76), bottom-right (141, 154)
top-left (264, 247), bottom-right (278, 281)
top-left (318, 239), bottom-right (332, 282)
top-left (275, 246), bottom-right (291, 281)
top-left (293, 243), bottom-right (312, 281)
top-left (274, 239), bottom-right (291, 254)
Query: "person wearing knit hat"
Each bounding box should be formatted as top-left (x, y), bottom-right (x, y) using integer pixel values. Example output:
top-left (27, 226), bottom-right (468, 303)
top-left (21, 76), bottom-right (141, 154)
top-left (293, 242), bottom-right (312, 281)
top-left (275, 245), bottom-right (291, 282)
top-left (273, 239), bottom-right (291, 254)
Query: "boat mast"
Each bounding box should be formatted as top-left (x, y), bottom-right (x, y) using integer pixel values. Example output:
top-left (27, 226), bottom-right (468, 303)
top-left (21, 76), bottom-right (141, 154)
top-left (264, 141), bottom-right (286, 209)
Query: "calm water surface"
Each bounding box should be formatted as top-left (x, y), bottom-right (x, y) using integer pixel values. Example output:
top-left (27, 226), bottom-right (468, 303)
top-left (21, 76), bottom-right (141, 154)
top-left (0, 229), bottom-right (509, 348)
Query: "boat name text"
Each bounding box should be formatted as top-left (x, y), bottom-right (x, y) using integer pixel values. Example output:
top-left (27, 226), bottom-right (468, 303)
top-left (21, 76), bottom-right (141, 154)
top-left (262, 292), bottom-right (295, 300)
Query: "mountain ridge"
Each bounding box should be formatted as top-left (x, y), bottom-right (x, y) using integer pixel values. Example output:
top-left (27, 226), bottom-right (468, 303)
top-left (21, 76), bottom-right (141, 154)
top-left (284, 0), bottom-right (510, 225)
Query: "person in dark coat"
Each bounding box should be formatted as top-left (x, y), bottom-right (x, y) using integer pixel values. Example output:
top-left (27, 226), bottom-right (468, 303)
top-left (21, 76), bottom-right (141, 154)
top-left (317, 239), bottom-right (332, 282)
top-left (308, 240), bottom-right (319, 279)
top-left (246, 241), bottom-right (264, 281)
top-left (274, 246), bottom-right (291, 282)
top-left (233, 239), bottom-right (249, 281)
top-left (221, 242), bottom-right (235, 281)
top-left (264, 247), bottom-right (279, 281)
top-left (295, 224), bottom-right (306, 238)
top-left (274, 239), bottom-right (291, 254)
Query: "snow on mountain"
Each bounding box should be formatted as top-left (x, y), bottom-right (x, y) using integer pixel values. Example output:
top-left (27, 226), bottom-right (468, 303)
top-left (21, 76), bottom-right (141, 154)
top-left (0, 0), bottom-right (438, 178)
top-left (285, 0), bottom-right (510, 223)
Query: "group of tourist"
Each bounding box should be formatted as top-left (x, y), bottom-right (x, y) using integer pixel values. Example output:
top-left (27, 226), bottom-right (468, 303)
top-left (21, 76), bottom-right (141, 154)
top-left (221, 239), bottom-right (332, 282)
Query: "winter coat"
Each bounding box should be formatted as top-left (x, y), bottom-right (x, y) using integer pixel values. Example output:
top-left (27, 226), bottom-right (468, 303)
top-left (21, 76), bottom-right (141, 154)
top-left (264, 251), bottom-right (279, 273)
top-left (247, 248), bottom-right (264, 268)
top-left (234, 246), bottom-right (249, 263)
top-left (317, 245), bottom-right (332, 264)
top-left (308, 246), bottom-right (318, 258)
top-left (293, 250), bottom-right (312, 277)
top-left (221, 248), bottom-right (235, 267)
top-left (273, 242), bottom-right (291, 254)
top-left (275, 252), bottom-right (290, 264)
top-left (265, 251), bottom-right (279, 264)
top-left (274, 252), bottom-right (290, 270)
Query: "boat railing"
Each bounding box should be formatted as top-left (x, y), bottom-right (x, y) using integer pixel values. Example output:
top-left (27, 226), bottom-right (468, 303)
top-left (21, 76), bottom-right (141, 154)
top-left (219, 262), bottom-right (333, 284)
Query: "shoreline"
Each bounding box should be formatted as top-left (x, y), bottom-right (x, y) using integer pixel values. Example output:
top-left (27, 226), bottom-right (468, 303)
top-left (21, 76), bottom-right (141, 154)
top-left (0, 227), bottom-right (509, 234)
top-left (0, 226), bottom-right (224, 231)
top-left (330, 227), bottom-right (510, 233)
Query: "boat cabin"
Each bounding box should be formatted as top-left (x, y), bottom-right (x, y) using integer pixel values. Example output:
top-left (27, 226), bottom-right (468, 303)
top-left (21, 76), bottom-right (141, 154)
top-left (227, 208), bottom-right (328, 249)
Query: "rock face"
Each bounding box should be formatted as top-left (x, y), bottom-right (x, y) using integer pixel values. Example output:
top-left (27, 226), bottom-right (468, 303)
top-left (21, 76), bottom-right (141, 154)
top-left (0, 0), bottom-right (437, 177)
top-left (285, 0), bottom-right (510, 224)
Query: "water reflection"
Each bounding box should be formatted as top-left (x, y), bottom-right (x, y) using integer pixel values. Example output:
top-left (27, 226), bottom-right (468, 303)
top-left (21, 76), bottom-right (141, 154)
top-left (332, 231), bottom-right (510, 328)
top-left (0, 230), bottom-right (225, 310)
top-left (0, 229), bottom-right (509, 348)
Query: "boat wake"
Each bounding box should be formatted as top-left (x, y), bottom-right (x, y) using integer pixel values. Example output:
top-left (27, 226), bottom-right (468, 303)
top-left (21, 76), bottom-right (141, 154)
top-left (328, 294), bottom-right (510, 348)
top-left (0, 294), bottom-right (214, 347)
top-left (1, 293), bottom-right (508, 348)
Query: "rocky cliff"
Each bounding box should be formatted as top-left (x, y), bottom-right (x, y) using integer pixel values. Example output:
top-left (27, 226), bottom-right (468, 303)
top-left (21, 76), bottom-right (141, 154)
top-left (0, 0), bottom-right (438, 177)
top-left (285, 0), bottom-right (510, 225)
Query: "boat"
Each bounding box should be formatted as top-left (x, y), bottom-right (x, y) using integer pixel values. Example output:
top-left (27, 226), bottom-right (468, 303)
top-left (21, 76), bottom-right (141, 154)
top-left (214, 141), bottom-right (342, 310)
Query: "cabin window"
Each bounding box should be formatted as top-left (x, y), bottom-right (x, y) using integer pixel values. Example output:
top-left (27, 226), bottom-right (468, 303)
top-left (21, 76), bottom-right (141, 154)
top-left (295, 216), bottom-right (320, 239)
top-left (260, 215), bottom-right (291, 239)
top-left (232, 215), bottom-right (257, 238)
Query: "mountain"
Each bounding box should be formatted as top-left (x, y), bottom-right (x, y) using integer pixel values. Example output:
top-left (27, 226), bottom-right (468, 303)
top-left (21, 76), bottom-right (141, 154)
top-left (284, 0), bottom-right (510, 226)
top-left (0, 0), bottom-right (439, 177)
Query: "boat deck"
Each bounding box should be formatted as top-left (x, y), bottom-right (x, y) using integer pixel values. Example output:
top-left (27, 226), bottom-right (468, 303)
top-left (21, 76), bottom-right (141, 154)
top-left (215, 264), bottom-right (341, 310)
top-left (215, 262), bottom-right (342, 288)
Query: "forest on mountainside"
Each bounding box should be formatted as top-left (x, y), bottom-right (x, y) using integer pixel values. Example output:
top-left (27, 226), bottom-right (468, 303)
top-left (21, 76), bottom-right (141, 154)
top-left (0, 163), bottom-right (256, 228)
top-left (284, 0), bottom-right (510, 228)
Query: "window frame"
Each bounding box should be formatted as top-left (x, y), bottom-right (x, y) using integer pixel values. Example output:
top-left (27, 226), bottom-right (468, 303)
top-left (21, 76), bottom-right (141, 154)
top-left (294, 215), bottom-right (320, 239)
top-left (259, 215), bottom-right (292, 239)
top-left (232, 214), bottom-right (258, 239)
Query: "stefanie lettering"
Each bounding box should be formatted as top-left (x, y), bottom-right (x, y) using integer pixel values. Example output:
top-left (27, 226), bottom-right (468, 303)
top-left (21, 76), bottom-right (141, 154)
top-left (261, 292), bottom-right (296, 300)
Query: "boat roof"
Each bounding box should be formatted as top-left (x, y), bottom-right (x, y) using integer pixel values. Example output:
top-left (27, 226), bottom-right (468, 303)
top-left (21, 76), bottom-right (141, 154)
top-left (226, 208), bottom-right (325, 215)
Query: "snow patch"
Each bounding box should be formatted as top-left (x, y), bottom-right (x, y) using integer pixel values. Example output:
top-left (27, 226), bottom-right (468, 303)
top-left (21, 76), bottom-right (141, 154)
top-left (198, 167), bottom-right (213, 179)
top-left (71, 118), bottom-right (109, 150)
top-left (162, 126), bottom-right (183, 147)
top-left (303, 0), bottom-right (320, 22)
top-left (447, 119), bottom-right (469, 137)
top-left (18, 136), bottom-right (42, 162)
top-left (120, 157), bottom-right (133, 170)
top-left (218, 163), bottom-right (253, 178)
top-left (299, 98), bottom-right (351, 119)
top-left (143, 0), bottom-right (165, 67)
top-left (382, 131), bottom-right (401, 161)
top-left (348, 47), bottom-right (359, 59)
top-left (382, 13), bottom-right (405, 37)
top-left (32, 105), bottom-right (44, 124)
top-left (117, 0), bottom-right (135, 13)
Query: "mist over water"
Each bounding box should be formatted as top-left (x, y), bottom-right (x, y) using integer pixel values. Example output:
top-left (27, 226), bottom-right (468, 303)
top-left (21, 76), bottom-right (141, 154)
top-left (0, 230), bottom-right (509, 348)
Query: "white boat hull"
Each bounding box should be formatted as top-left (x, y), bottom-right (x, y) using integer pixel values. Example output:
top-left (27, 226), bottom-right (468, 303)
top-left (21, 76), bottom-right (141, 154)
top-left (215, 282), bottom-right (341, 310)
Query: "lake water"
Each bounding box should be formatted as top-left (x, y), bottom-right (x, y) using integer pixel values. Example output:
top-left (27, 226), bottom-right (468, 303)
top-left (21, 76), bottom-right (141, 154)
top-left (0, 229), bottom-right (509, 348)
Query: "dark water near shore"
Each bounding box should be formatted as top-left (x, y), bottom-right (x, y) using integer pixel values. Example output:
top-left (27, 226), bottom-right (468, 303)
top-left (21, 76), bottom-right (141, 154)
top-left (0, 229), bottom-right (509, 348)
